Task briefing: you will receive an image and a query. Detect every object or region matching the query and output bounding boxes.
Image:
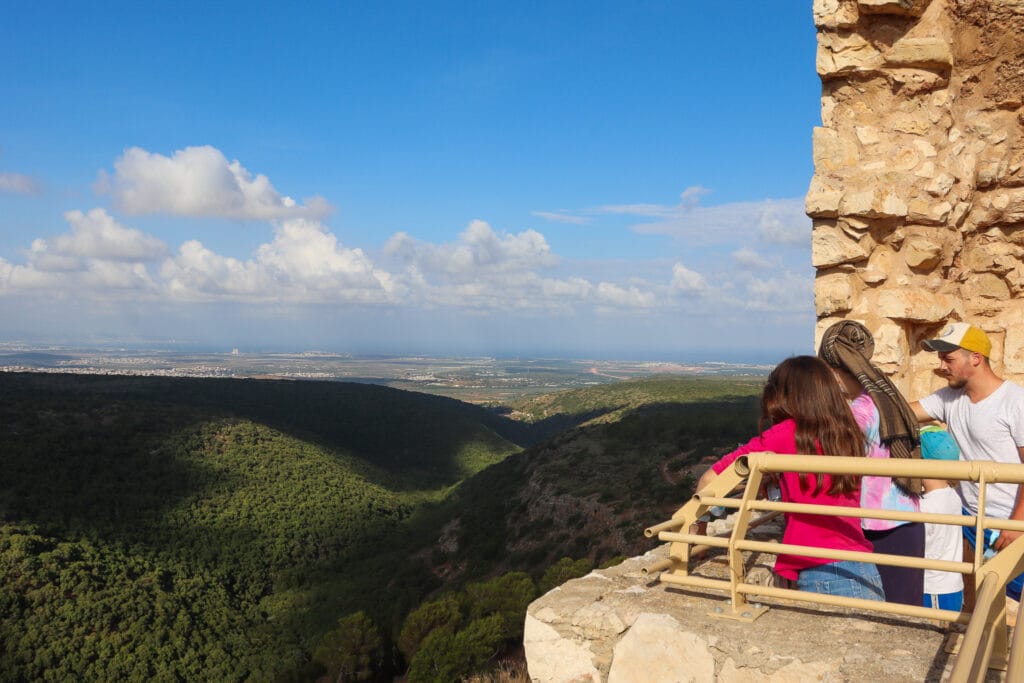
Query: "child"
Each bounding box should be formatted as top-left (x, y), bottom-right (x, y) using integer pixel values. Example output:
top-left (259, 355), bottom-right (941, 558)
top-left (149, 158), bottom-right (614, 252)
top-left (696, 356), bottom-right (883, 600)
top-left (919, 426), bottom-right (964, 612)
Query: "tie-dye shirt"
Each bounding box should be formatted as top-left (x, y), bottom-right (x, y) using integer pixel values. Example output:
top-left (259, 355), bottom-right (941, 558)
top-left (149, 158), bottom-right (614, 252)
top-left (851, 392), bottom-right (920, 530)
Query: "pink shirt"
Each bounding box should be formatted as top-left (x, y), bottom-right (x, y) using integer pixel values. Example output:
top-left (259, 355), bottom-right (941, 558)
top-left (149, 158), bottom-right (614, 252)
top-left (711, 419), bottom-right (873, 580)
top-left (851, 392), bottom-right (919, 530)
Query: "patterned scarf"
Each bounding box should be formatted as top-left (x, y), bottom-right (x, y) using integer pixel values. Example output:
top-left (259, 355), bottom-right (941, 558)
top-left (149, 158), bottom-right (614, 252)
top-left (819, 320), bottom-right (922, 496)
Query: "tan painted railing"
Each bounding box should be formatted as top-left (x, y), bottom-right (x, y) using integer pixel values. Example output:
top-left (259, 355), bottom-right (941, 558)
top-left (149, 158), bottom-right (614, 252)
top-left (643, 453), bottom-right (1024, 682)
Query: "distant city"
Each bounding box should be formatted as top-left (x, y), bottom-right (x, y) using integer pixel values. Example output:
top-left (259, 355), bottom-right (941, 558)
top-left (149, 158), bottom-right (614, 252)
top-left (0, 342), bottom-right (772, 403)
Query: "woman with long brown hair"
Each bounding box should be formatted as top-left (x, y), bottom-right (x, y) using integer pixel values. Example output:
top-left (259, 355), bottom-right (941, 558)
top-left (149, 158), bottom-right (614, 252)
top-left (696, 355), bottom-right (883, 599)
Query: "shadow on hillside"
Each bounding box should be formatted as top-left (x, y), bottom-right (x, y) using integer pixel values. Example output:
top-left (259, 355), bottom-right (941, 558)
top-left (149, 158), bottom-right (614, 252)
top-left (0, 372), bottom-right (543, 495)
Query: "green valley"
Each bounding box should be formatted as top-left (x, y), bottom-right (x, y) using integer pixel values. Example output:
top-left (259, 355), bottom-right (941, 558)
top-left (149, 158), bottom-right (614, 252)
top-left (0, 371), bottom-right (764, 681)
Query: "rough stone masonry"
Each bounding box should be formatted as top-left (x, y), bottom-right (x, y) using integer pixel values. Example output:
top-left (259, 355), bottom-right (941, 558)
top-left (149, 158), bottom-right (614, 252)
top-left (809, 0), bottom-right (1024, 399)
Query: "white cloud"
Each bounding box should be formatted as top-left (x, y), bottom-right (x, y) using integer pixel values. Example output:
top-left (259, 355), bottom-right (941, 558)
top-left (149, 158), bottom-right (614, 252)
top-left (595, 282), bottom-right (656, 308)
top-left (0, 209), bottom-right (166, 295)
top-left (739, 271), bottom-right (814, 312)
top-left (670, 263), bottom-right (709, 292)
top-left (383, 220), bottom-right (661, 312)
top-left (162, 219), bottom-right (397, 303)
top-left (0, 172), bottom-right (40, 195)
top-left (99, 146), bottom-right (333, 220)
top-left (50, 209), bottom-right (168, 261)
top-left (530, 210), bottom-right (590, 225)
top-left (385, 219), bottom-right (558, 279)
top-left (732, 247), bottom-right (773, 269)
top-left (610, 191), bottom-right (809, 247)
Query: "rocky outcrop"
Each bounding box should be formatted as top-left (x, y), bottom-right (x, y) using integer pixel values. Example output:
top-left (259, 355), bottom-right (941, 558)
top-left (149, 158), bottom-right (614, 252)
top-left (809, 0), bottom-right (1024, 398)
top-left (524, 545), bottom-right (956, 682)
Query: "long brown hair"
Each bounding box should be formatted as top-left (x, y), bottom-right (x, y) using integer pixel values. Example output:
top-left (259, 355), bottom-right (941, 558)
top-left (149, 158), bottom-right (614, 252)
top-left (760, 355), bottom-right (866, 496)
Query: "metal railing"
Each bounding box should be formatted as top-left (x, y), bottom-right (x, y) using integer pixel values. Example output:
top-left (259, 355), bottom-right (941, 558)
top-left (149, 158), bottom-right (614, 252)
top-left (643, 453), bottom-right (1024, 682)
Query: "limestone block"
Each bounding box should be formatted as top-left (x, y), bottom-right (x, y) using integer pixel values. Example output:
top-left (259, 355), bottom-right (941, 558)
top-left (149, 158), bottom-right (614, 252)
top-left (839, 188), bottom-right (908, 219)
top-left (907, 198), bottom-right (952, 225)
top-left (874, 288), bottom-right (955, 321)
top-left (876, 189), bottom-right (909, 216)
top-left (858, 0), bottom-right (931, 15)
top-left (889, 113), bottom-right (933, 136)
top-left (1005, 320), bottom-right (1024, 375)
top-left (901, 234), bottom-right (944, 270)
top-left (607, 614), bottom-right (716, 683)
top-left (964, 240), bottom-right (1019, 274)
top-left (813, 0), bottom-right (859, 28)
top-left (914, 161), bottom-right (936, 179)
top-left (524, 614), bottom-right (601, 683)
top-left (886, 68), bottom-right (949, 95)
top-left (891, 145), bottom-right (921, 171)
top-left (926, 172), bottom-right (956, 197)
top-left (813, 127), bottom-right (858, 172)
top-left (952, 201), bottom-right (970, 227)
top-left (805, 176), bottom-right (842, 218)
top-left (855, 126), bottom-right (881, 145)
top-left (872, 321), bottom-right (907, 366)
top-left (863, 246), bottom-right (899, 283)
top-left (813, 224), bottom-right (869, 267)
top-left (975, 189), bottom-right (1024, 226)
top-left (963, 272), bottom-right (1010, 300)
top-left (914, 139), bottom-right (937, 158)
top-left (815, 272), bottom-right (855, 316)
top-left (978, 158), bottom-right (1010, 187)
top-left (884, 38), bottom-right (952, 68)
top-left (817, 31), bottom-right (883, 77)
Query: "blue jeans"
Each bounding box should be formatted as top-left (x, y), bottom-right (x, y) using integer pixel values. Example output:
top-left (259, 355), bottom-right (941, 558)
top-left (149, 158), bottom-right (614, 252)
top-left (797, 561), bottom-right (885, 600)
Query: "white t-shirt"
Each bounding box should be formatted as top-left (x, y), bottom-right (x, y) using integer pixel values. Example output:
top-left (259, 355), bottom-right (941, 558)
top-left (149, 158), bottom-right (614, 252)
top-left (919, 380), bottom-right (1024, 519)
top-left (921, 486), bottom-right (964, 595)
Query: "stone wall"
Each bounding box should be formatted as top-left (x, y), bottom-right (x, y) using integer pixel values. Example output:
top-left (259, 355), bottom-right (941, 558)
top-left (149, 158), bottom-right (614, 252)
top-left (809, 0), bottom-right (1024, 398)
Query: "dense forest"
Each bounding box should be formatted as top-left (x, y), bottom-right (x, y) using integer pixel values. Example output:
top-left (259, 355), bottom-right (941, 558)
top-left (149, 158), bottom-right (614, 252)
top-left (0, 371), bottom-right (762, 681)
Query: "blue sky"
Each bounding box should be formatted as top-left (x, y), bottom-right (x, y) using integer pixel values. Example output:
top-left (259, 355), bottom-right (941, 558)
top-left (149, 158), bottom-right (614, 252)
top-left (1, 2), bottom-right (821, 361)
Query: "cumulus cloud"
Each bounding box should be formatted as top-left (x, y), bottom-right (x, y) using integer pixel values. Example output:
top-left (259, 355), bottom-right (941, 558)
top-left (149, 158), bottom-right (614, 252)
top-left (670, 263), bottom-right (709, 292)
top-left (0, 172), bottom-right (41, 195)
top-left (2, 209), bottom-right (167, 294)
top-left (98, 146), bottom-right (333, 220)
top-left (162, 219), bottom-right (396, 303)
top-left (46, 209), bottom-right (168, 262)
top-left (382, 220), bottom-right (660, 312)
top-left (385, 219), bottom-right (558, 279)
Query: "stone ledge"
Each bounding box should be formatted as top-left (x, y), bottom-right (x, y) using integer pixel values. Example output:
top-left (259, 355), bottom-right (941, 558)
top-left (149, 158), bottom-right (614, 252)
top-left (525, 543), bottom-right (965, 682)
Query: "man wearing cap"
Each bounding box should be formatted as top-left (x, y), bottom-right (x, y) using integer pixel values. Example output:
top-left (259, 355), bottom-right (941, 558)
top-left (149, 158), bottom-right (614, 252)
top-left (911, 321), bottom-right (1024, 602)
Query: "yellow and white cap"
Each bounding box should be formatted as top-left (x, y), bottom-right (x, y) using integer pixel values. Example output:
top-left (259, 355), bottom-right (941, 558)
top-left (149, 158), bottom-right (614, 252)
top-left (922, 322), bottom-right (991, 357)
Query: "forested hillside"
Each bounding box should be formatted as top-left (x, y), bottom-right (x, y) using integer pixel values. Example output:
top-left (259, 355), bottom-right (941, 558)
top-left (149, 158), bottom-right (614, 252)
top-left (0, 371), bottom-right (764, 681)
top-left (412, 376), bottom-right (764, 581)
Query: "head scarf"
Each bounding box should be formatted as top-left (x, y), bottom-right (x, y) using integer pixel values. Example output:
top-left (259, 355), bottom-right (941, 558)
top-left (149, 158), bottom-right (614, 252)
top-left (818, 320), bottom-right (922, 495)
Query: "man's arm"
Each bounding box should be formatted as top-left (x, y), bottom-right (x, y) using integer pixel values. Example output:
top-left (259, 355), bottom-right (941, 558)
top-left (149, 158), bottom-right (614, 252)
top-left (993, 445), bottom-right (1024, 550)
top-left (910, 400), bottom-right (935, 424)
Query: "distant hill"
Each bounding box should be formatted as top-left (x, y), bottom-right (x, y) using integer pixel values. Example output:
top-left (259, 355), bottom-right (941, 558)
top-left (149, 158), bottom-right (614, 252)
top-left (0, 371), bottom-right (764, 681)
